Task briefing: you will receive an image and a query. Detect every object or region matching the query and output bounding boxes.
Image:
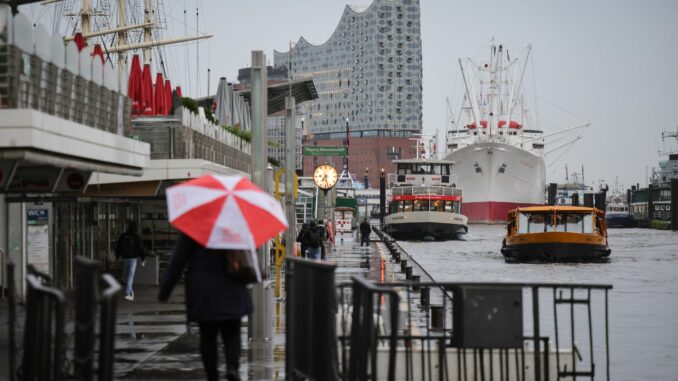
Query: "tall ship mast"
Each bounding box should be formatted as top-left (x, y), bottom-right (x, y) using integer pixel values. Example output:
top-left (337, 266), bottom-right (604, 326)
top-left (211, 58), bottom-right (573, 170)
top-left (445, 42), bottom-right (546, 223)
top-left (39, 0), bottom-right (212, 94)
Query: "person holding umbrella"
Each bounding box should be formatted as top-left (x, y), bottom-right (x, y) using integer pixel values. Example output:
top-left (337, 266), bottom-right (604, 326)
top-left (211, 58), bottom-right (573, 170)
top-left (159, 175), bottom-right (288, 381)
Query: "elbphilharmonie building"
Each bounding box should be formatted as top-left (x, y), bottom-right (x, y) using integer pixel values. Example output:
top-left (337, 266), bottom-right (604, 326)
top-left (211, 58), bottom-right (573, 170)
top-left (274, 0), bottom-right (422, 140)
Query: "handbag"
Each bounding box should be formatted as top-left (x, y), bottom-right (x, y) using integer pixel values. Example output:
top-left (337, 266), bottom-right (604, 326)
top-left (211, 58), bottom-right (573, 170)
top-left (224, 250), bottom-right (266, 284)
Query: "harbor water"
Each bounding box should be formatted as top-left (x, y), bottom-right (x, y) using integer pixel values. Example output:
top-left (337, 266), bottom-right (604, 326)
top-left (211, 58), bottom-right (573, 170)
top-left (399, 226), bottom-right (678, 381)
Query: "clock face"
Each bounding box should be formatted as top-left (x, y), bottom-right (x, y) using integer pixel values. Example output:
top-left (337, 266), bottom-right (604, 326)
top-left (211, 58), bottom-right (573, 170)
top-left (313, 164), bottom-right (339, 190)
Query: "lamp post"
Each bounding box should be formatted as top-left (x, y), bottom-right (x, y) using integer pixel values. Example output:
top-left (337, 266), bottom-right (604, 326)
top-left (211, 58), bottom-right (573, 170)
top-left (380, 168), bottom-right (386, 226)
top-left (364, 167), bottom-right (369, 219)
top-left (343, 118), bottom-right (349, 175)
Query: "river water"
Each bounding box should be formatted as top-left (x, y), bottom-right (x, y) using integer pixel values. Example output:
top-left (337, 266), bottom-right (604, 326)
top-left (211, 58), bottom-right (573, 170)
top-left (398, 226), bottom-right (678, 381)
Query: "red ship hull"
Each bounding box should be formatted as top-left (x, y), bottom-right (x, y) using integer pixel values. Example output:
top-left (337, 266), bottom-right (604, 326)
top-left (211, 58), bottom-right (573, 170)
top-left (462, 201), bottom-right (543, 224)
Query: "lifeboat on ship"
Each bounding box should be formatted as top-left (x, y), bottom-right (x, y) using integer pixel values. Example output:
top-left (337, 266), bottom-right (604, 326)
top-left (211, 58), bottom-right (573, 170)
top-left (501, 206), bottom-right (611, 262)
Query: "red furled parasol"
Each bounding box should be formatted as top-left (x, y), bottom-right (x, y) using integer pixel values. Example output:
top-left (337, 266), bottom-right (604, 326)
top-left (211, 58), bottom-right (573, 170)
top-left (141, 63), bottom-right (154, 115)
top-left (154, 73), bottom-right (165, 115)
top-left (128, 55), bottom-right (142, 115)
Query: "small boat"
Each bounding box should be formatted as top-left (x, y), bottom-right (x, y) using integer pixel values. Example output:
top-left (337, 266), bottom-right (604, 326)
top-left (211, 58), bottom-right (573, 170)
top-left (605, 195), bottom-right (636, 228)
top-left (384, 158), bottom-right (468, 241)
top-left (501, 206), bottom-right (611, 262)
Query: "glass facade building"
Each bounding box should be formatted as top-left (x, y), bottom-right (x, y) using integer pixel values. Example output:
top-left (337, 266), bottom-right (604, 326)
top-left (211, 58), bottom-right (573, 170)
top-left (273, 0), bottom-right (423, 139)
top-left (267, 112), bottom-right (304, 171)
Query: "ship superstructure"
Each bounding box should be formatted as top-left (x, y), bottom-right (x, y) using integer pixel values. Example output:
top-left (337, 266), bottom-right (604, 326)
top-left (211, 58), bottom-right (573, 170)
top-left (445, 42), bottom-right (546, 223)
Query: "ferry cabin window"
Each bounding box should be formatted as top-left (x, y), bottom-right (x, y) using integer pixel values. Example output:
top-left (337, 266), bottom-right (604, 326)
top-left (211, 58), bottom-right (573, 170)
top-left (527, 213), bottom-right (546, 233)
top-left (402, 200), bottom-right (414, 212)
top-left (390, 201), bottom-right (400, 214)
top-left (454, 201), bottom-right (460, 214)
top-left (583, 213), bottom-right (594, 233)
top-left (413, 200), bottom-right (429, 211)
top-left (518, 213), bottom-right (529, 233)
top-left (412, 164), bottom-right (433, 174)
top-left (397, 164), bottom-right (412, 174)
top-left (565, 214), bottom-right (585, 233)
top-left (431, 200), bottom-right (444, 212)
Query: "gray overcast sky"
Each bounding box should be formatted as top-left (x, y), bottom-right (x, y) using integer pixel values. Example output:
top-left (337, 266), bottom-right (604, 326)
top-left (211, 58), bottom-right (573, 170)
top-left (26, 0), bottom-right (678, 189)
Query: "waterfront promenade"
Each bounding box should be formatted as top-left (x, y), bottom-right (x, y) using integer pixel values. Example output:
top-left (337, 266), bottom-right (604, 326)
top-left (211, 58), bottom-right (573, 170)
top-left (1, 232), bottom-right (407, 380)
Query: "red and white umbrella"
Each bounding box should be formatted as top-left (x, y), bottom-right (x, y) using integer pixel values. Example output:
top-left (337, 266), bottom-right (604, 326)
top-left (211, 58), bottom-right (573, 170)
top-left (166, 175), bottom-right (288, 250)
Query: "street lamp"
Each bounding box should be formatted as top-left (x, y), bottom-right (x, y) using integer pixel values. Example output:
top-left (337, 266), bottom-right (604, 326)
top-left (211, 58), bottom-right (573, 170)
top-left (344, 117), bottom-right (350, 174)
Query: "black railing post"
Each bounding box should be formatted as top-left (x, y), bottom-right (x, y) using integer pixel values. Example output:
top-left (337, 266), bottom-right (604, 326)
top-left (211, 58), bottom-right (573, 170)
top-left (73, 257), bottom-right (100, 380)
top-left (285, 257), bottom-right (338, 380)
top-left (98, 274), bottom-right (122, 381)
top-left (22, 274), bottom-right (65, 381)
top-left (532, 286), bottom-right (541, 381)
top-left (671, 179), bottom-right (677, 231)
top-left (7, 260), bottom-right (16, 381)
top-left (379, 169), bottom-right (386, 226)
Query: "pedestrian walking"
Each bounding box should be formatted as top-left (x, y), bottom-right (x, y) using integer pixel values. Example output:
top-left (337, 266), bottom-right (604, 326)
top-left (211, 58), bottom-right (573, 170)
top-left (159, 233), bottom-right (251, 381)
top-left (317, 220), bottom-right (329, 260)
top-left (360, 218), bottom-right (372, 247)
top-left (306, 221), bottom-right (323, 260)
top-left (115, 221), bottom-right (145, 301)
top-left (296, 222), bottom-right (311, 258)
top-left (162, 175), bottom-right (289, 381)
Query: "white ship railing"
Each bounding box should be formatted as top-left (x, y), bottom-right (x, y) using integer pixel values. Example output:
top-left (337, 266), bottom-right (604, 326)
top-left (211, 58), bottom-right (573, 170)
top-left (0, 9), bottom-right (130, 135)
top-left (392, 186), bottom-right (462, 197)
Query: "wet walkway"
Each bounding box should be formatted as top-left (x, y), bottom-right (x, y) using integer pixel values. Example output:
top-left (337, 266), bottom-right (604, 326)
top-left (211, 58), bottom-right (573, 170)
top-left (1, 230), bottom-right (428, 380)
top-left (118, 232), bottom-right (409, 380)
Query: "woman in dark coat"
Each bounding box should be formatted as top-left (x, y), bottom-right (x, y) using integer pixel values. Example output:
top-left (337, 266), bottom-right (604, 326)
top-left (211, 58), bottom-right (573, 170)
top-left (159, 233), bottom-right (252, 381)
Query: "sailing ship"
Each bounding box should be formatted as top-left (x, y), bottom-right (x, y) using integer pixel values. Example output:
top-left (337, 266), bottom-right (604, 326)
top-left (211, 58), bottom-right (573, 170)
top-left (37, 0), bottom-right (212, 113)
top-left (445, 42), bottom-right (589, 224)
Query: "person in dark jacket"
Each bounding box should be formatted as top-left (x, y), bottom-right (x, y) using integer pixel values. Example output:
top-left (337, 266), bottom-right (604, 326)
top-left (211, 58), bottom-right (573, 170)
top-left (306, 221), bottom-right (322, 260)
top-left (296, 223), bottom-right (310, 258)
top-left (115, 221), bottom-right (145, 300)
top-left (159, 233), bottom-right (252, 381)
top-left (360, 218), bottom-right (372, 247)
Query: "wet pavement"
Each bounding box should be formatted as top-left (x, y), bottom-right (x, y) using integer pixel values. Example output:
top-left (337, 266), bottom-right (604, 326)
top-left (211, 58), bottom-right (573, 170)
top-left (0, 232), bottom-right (428, 380)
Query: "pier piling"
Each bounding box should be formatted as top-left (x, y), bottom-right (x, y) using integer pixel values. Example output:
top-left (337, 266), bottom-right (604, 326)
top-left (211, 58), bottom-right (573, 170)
top-left (430, 305), bottom-right (444, 331)
top-left (420, 287), bottom-right (430, 307)
top-left (672, 179), bottom-right (677, 231)
top-left (400, 260), bottom-right (408, 272)
top-left (411, 275), bottom-right (421, 291)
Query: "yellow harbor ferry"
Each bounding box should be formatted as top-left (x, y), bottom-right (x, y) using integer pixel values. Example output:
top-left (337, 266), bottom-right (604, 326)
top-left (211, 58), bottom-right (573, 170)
top-left (501, 205), bottom-right (611, 262)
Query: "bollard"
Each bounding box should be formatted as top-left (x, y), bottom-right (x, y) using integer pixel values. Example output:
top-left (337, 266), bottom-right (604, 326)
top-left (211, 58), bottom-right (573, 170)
top-left (411, 275), bottom-right (420, 291)
top-left (394, 251), bottom-right (401, 263)
top-left (431, 305), bottom-right (444, 331)
top-left (405, 266), bottom-right (413, 280)
top-left (400, 260), bottom-right (408, 272)
top-left (420, 287), bottom-right (430, 307)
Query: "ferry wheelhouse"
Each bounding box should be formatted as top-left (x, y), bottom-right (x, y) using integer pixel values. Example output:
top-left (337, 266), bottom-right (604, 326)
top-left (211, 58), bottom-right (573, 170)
top-left (384, 159), bottom-right (468, 240)
top-left (502, 206), bottom-right (611, 262)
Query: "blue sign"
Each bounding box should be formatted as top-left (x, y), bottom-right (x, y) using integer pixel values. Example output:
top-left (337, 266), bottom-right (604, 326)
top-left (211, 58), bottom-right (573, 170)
top-left (27, 209), bottom-right (49, 225)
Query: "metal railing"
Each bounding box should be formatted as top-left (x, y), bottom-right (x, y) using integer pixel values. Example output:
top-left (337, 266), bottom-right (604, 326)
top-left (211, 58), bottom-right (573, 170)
top-left (98, 274), bottom-right (122, 381)
top-left (6, 256), bottom-right (122, 381)
top-left (0, 14), bottom-right (131, 135)
top-left (336, 278), bottom-right (612, 381)
top-left (392, 186), bottom-right (463, 197)
top-left (21, 273), bottom-right (66, 381)
top-left (285, 257), bottom-right (340, 380)
top-left (129, 111), bottom-right (252, 174)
